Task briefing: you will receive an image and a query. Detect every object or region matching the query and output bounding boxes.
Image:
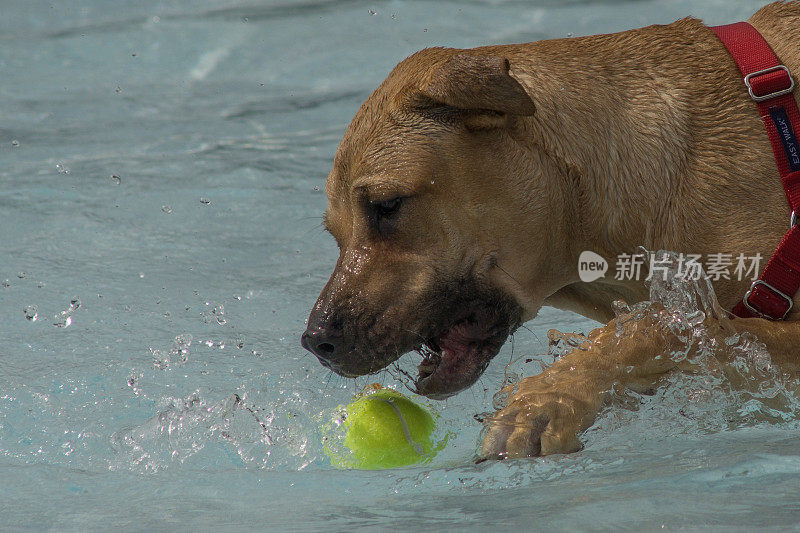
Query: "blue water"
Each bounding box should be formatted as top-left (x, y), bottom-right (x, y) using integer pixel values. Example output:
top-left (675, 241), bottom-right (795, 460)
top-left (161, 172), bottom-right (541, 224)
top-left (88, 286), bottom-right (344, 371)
top-left (2, 0), bottom-right (799, 530)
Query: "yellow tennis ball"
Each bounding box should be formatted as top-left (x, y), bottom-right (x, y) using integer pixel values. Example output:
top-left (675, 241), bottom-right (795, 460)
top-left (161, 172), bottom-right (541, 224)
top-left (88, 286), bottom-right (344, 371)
top-left (323, 388), bottom-right (441, 469)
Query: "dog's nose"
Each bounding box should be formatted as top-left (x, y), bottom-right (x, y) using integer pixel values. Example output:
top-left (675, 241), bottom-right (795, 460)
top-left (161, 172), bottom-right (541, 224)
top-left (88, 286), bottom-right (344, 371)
top-left (301, 327), bottom-right (341, 365)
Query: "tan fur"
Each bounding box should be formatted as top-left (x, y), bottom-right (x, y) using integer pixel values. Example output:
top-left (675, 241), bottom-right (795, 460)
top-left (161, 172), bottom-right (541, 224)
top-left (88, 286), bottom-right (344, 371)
top-left (311, 1), bottom-right (800, 459)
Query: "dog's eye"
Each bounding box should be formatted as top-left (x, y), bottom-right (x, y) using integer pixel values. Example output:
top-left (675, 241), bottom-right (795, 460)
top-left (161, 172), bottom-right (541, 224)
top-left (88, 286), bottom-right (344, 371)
top-left (371, 197), bottom-right (403, 219)
top-left (367, 197), bottom-right (404, 234)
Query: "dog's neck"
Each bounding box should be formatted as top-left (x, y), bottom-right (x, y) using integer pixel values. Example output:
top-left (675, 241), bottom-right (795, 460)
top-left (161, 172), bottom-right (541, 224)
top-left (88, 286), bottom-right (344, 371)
top-left (507, 17), bottom-right (788, 318)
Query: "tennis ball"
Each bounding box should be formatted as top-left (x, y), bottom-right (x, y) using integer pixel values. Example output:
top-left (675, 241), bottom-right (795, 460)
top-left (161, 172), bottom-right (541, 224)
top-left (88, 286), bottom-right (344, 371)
top-left (323, 388), bottom-right (441, 469)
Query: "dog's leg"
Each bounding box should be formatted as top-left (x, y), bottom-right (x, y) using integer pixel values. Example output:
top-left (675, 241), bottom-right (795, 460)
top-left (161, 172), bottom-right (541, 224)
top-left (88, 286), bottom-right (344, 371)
top-left (725, 318), bottom-right (800, 372)
top-left (481, 310), bottom-right (685, 459)
top-left (481, 309), bottom-right (800, 460)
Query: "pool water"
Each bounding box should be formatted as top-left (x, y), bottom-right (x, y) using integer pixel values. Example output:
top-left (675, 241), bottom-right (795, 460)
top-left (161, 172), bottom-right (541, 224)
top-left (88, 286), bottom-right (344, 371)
top-left (2, 0), bottom-right (799, 530)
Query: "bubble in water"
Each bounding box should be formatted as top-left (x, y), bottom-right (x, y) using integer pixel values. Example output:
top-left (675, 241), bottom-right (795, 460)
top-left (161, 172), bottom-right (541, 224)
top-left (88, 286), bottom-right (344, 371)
top-left (23, 305), bottom-right (38, 322)
top-left (111, 174), bottom-right (121, 185)
top-left (161, 205), bottom-right (172, 214)
top-left (200, 197), bottom-right (211, 205)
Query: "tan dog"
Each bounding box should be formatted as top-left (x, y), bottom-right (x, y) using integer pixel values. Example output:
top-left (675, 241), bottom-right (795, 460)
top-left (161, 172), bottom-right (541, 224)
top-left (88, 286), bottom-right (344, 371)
top-left (302, 1), bottom-right (800, 460)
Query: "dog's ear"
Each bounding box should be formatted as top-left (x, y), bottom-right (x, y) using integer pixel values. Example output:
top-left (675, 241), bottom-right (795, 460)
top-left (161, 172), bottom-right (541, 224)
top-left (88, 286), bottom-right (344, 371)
top-left (420, 54), bottom-right (536, 118)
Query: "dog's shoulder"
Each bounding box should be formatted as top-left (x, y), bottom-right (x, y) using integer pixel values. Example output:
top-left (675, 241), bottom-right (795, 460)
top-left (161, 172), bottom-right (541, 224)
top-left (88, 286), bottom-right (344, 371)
top-left (749, 1), bottom-right (800, 72)
top-left (751, 0), bottom-right (800, 23)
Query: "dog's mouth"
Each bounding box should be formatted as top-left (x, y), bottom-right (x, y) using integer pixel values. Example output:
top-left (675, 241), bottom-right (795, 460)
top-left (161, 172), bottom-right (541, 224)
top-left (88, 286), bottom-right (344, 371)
top-left (414, 306), bottom-right (517, 400)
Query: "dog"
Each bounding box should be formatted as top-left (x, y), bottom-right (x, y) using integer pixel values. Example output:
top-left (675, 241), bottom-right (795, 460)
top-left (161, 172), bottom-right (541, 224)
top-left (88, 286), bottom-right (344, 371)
top-left (302, 1), bottom-right (800, 460)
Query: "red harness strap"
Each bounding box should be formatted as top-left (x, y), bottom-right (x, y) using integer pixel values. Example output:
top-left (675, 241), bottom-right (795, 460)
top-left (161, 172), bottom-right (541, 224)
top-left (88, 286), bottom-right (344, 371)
top-left (712, 22), bottom-right (800, 319)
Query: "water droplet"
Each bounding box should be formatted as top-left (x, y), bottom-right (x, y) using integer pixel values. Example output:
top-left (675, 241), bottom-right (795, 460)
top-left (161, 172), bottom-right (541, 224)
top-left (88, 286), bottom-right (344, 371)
top-left (199, 197), bottom-right (211, 205)
top-left (161, 205), bottom-right (172, 214)
top-left (56, 163), bottom-right (70, 174)
top-left (212, 305), bottom-right (226, 325)
top-left (111, 174), bottom-right (121, 185)
top-left (23, 305), bottom-right (38, 322)
top-left (54, 315), bottom-right (72, 328)
top-left (152, 348), bottom-right (169, 369)
top-left (11, 140), bottom-right (19, 147)
top-left (175, 333), bottom-right (193, 347)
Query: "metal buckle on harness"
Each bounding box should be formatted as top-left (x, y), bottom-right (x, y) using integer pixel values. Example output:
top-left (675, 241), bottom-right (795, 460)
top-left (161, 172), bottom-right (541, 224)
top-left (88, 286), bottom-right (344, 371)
top-left (743, 279), bottom-right (794, 319)
top-left (744, 65), bottom-right (795, 102)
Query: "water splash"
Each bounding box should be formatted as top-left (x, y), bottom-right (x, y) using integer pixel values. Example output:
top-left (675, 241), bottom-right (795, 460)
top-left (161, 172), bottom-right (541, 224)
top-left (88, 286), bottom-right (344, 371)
top-left (587, 250), bottom-right (800, 442)
top-left (109, 390), bottom-right (315, 473)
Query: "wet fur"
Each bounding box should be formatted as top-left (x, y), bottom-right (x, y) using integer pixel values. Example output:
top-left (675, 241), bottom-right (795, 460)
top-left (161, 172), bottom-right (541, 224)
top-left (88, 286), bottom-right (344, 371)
top-left (306, 1), bottom-right (800, 459)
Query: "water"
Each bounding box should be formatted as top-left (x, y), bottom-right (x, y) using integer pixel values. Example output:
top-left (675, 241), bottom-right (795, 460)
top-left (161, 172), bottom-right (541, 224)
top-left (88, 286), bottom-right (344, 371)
top-left (2, 0), bottom-right (798, 530)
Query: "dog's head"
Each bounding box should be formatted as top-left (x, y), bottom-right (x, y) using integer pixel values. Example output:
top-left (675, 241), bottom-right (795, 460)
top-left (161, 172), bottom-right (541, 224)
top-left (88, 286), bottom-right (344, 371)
top-left (302, 48), bottom-right (573, 399)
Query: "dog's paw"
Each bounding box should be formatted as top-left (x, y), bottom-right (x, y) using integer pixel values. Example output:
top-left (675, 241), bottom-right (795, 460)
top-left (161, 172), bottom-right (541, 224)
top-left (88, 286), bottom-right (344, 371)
top-left (479, 389), bottom-right (587, 460)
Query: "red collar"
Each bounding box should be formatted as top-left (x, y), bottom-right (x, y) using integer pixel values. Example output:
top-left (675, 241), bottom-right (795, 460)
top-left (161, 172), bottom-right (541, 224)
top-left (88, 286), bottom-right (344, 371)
top-left (713, 22), bottom-right (800, 319)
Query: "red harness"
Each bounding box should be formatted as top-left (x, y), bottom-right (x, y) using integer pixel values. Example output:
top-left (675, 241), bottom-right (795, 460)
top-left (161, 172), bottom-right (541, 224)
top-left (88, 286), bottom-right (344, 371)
top-left (712, 22), bottom-right (800, 319)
